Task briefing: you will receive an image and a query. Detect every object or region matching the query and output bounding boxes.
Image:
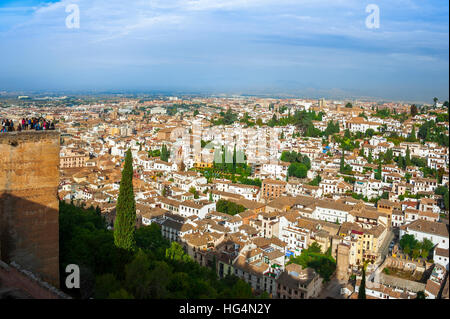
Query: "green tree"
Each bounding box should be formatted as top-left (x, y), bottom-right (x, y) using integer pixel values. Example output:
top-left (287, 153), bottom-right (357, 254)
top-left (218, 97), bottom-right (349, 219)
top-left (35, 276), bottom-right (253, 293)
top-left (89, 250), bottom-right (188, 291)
top-left (160, 144), bottom-right (170, 162)
top-left (405, 172), bottom-right (411, 183)
top-left (189, 186), bottom-right (199, 199)
top-left (166, 242), bottom-right (191, 262)
top-left (420, 238), bottom-right (434, 260)
top-left (258, 291), bottom-right (270, 299)
top-left (416, 291), bottom-right (426, 299)
top-left (410, 104), bottom-right (418, 117)
top-left (95, 273), bottom-right (121, 299)
top-left (230, 279), bottom-right (253, 298)
top-left (399, 234), bottom-right (418, 255)
top-left (134, 223), bottom-right (169, 257)
top-left (405, 146), bottom-right (411, 167)
top-left (308, 242), bottom-right (322, 253)
top-left (216, 199), bottom-right (246, 216)
top-left (149, 149), bottom-right (160, 158)
top-left (445, 191), bottom-right (449, 212)
top-left (308, 174), bottom-right (321, 186)
top-left (344, 128), bottom-right (351, 139)
top-left (433, 97), bottom-right (438, 107)
top-left (340, 152), bottom-right (345, 173)
top-left (398, 155), bottom-right (406, 170)
top-left (365, 128), bottom-right (375, 138)
top-left (288, 162), bottom-right (308, 178)
top-left (114, 149), bottom-right (136, 251)
top-left (287, 244), bottom-right (336, 281)
top-left (108, 289), bottom-right (135, 299)
top-left (136, 255), bottom-right (171, 299)
top-left (302, 155), bottom-right (311, 170)
top-left (324, 121), bottom-right (340, 137)
top-left (412, 248), bottom-right (421, 259)
top-left (368, 150), bottom-right (373, 163)
top-left (375, 163), bottom-right (382, 180)
top-left (124, 249), bottom-right (152, 298)
top-left (59, 201), bottom-right (257, 299)
top-left (256, 118), bottom-right (263, 126)
top-left (384, 149), bottom-right (393, 164)
top-left (407, 126), bottom-right (417, 142)
top-left (358, 264), bottom-right (366, 299)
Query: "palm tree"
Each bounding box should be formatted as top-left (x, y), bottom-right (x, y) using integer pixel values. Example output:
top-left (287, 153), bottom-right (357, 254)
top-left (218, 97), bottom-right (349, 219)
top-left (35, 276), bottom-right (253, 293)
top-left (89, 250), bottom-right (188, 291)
top-left (433, 97), bottom-right (438, 107)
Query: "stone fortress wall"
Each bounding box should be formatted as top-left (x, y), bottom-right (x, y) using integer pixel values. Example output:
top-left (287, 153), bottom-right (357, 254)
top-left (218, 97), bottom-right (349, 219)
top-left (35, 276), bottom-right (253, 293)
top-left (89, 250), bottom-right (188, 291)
top-left (0, 131), bottom-right (60, 287)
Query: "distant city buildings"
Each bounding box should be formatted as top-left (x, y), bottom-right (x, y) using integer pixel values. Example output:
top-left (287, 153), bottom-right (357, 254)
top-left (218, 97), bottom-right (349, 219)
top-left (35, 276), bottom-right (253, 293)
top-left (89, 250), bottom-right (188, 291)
top-left (1, 95), bottom-right (448, 299)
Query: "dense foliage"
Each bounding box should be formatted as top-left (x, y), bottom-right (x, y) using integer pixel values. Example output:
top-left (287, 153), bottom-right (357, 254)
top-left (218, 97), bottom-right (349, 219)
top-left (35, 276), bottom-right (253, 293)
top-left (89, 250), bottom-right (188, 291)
top-left (288, 163), bottom-right (308, 178)
top-left (287, 242), bottom-right (336, 282)
top-left (60, 202), bottom-right (257, 299)
top-left (244, 109), bottom-right (324, 137)
top-left (216, 199), bottom-right (246, 216)
top-left (188, 186), bottom-right (200, 199)
top-left (340, 152), bottom-right (353, 175)
top-left (213, 145), bottom-right (248, 175)
top-left (435, 186), bottom-right (449, 211)
top-left (399, 234), bottom-right (434, 260)
top-left (238, 176), bottom-right (262, 187)
top-left (308, 174), bottom-right (321, 186)
top-left (323, 121), bottom-right (340, 137)
top-left (148, 149), bottom-right (161, 157)
top-left (332, 130), bottom-right (360, 152)
top-left (281, 151), bottom-right (311, 179)
top-left (417, 120), bottom-right (449, 147)
top-left (212, 108), bottom-right (239, 125)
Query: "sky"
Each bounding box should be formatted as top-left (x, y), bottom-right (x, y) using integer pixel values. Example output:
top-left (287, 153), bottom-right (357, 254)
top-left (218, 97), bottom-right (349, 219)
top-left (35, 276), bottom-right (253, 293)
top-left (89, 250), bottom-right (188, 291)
top-left (0, 0), bottom-right (448, 102)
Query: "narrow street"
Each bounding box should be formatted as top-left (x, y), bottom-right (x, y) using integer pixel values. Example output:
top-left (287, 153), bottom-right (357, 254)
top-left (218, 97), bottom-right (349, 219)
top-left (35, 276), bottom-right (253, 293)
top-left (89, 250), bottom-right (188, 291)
top-left (368, 229), bottom-right (395, 282)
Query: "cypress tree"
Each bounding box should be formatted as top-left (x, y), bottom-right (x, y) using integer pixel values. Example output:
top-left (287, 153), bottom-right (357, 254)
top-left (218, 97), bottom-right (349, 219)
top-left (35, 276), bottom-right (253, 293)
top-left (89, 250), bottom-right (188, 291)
top-left (114, 149), bottom-right (136, 251)
top-left (399, 156), bottom-right (406, 170)
top-left (409, 126), bottom-right (416, 141)
top-left (385, 149), bottom-right (393, 164)
top-left (232, 144), bottom-right (237, 174)
top-left (221, 146), bottom-right (226, 171)
top-left (340, 151), bottom-right (345, 173)
top-left (405, 146), bottom-right (411, 167)
top-left (375, 163), bottom-right (382, 180)
top-left (358, 264), bottom-right (366, 299)
top-left (160, 144), bottom-right (169, 162)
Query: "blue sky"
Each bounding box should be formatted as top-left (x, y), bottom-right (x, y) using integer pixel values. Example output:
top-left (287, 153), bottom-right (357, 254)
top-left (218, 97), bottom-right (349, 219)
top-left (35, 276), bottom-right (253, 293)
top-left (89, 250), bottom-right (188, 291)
top-left (0, 0), bottom-right (448, 102)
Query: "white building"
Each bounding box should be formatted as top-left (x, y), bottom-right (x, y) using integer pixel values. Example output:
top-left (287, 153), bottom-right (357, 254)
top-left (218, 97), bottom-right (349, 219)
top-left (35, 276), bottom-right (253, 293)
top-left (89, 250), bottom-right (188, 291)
top-left (312, 200), bottom-right (352, 224)
top-left (179, 200), bottom-right (216, 219)
top-left (399, 219), bottom-right (449, 250)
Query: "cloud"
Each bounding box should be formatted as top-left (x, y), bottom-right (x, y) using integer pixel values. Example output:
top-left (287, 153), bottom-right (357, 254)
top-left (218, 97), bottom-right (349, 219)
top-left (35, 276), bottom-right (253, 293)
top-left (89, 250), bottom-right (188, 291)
top-left (0, 0), bottom-right (448, 101)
